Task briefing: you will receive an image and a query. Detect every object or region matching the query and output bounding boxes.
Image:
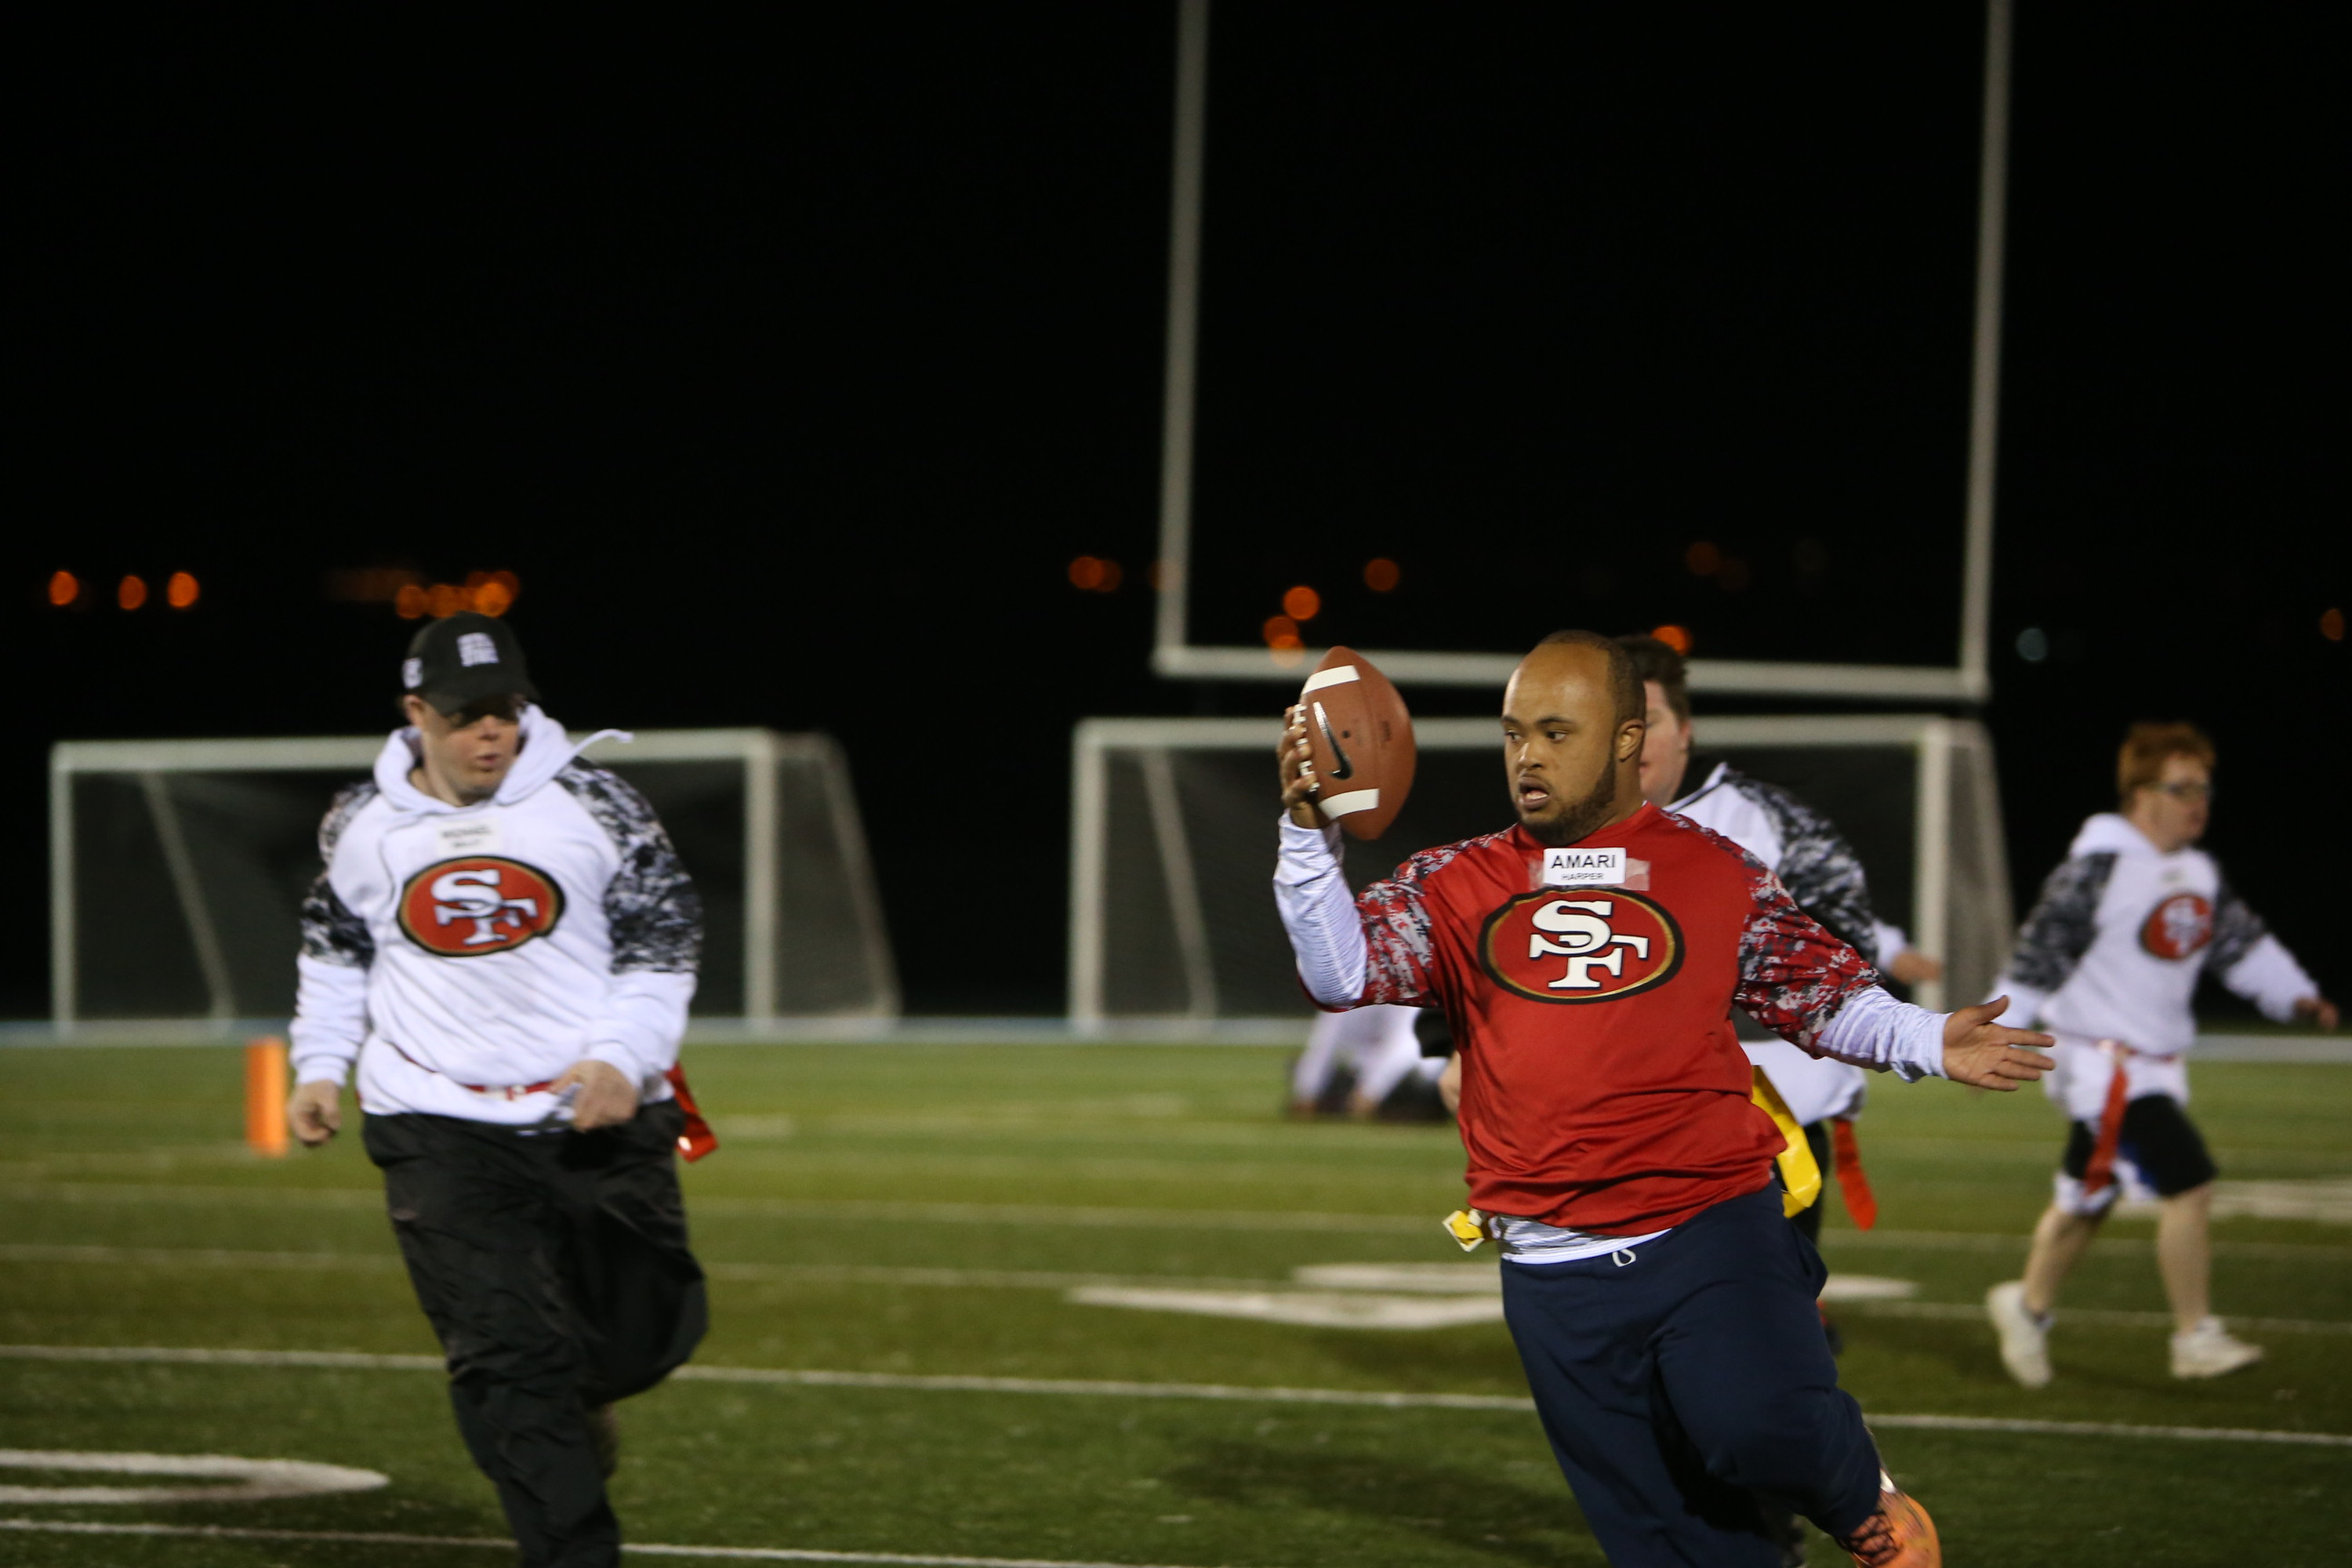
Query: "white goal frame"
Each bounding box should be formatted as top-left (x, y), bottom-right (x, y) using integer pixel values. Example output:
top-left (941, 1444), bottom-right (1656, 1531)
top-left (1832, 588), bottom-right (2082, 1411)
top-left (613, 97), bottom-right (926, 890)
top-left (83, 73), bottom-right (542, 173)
top-left (49, 728), bottom-right (898, 1030)
top-left (1069, 713), bottom-right (2009, 1028)
top-left (1149, 0), bottom-right (2012, 700)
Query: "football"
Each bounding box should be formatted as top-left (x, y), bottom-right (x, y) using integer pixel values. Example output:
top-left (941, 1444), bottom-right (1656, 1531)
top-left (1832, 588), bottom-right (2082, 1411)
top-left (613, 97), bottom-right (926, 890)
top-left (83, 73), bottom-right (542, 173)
top-left (1299, 646), bottom-right (1416, 840)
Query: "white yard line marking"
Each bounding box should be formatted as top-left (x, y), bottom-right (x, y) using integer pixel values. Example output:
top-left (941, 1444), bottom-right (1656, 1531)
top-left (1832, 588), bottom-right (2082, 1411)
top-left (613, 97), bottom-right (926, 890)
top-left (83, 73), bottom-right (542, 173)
top-left (1069, 1286), bottom-right (1504, 1330)
top-left (0, 1245), bottom-right (1288, 1296)
top-left (0, 1243), bottom-right (406, 1272)
top-left (1865, 1414), bottom-right (2352, 1447)
top-left (0, 1182), bottom-right (1432, 1235)
top-left (9, 1181), bottom-right (2351, 1254)
top-left (0, 1519), bottom-right (1218, 1567)
top-left (0, 1448), bottom-right (387, 1505)
top-left (11, 1243), bottom-right (2348, 1337)
top-left (4, 1344), bottom-right (2348, 1447)
top-left (1820, 1228), bottom-right (2349, 1262)
top-left (1841, 1300), bottom-right (2352, 1335)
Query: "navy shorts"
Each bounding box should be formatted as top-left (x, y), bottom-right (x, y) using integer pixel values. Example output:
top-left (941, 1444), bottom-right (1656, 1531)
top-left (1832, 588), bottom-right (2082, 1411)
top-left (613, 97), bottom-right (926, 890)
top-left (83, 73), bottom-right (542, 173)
top-left (1500, 1181), bottom-right (1883, 1566)
top-left (2061, 1094), bottom-right (2217, 1197)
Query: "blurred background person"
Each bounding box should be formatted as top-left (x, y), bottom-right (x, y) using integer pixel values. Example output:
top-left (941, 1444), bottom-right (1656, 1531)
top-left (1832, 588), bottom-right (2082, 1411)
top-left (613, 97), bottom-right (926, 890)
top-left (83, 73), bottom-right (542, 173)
top-left (1288, 1003), bottom-right (1449, 1120)
top-left (1617, 636), bottom-right (1933, 1282)
top-left (1984, 722), bottom-right (2337, 1386)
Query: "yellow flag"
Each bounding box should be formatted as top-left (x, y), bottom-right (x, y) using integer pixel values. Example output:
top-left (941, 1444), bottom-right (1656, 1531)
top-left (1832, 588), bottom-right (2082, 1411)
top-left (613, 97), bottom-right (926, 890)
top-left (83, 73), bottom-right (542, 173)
top-left (1751, 1068), bottom-right (1822, 1218)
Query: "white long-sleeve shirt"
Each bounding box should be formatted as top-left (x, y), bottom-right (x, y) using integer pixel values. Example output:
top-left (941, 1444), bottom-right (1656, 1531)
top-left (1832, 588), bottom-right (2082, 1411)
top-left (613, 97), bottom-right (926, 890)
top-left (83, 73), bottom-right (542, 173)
top-left (289, 706), bottom-right (701, 1125)
top-left (1990, 811), bottom-right (2318, 1117)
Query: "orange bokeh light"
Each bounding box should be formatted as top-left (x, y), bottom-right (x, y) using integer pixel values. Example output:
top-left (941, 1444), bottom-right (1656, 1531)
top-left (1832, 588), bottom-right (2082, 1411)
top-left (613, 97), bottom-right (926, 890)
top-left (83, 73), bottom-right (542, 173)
top-left (1067, 556), bottom-right (1122, 593)
top-left (1683, 541), bottom-right (1722, 576)
top-left (118, 575), bottom-right (149, 612)
top-left (394, 584), bottom-right (428, 619)
top-left (427, 583), bottom-right (467, 618)
top-left (48, 571), bottom-right (79, 607)
top-left (1262, 614), bottom-right (1303, 651)
top-left (1363, 557), bottom-right (1401, 593)
top-left (461, 573), bottom-right (513, 615)
top-left (2324, 607), bottom-right (2346, 642)
top-left (1651, 624), bottom-right (1693, 655)
top-left (166, 572), bottom-right (200, 609)
top-left (1282, 585), bottom-right (1321, 622)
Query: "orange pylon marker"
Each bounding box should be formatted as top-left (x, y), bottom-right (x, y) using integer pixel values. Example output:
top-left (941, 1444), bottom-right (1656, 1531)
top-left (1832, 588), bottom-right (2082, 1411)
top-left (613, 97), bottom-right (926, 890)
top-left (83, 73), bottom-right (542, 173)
top-left (245, 1037), bottom-right (290, 1158)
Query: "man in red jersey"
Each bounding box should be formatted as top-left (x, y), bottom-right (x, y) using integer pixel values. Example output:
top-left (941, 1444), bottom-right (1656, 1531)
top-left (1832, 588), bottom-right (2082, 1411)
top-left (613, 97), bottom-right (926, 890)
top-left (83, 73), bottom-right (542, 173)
top-left (1274, 632), bottom-right (2053, 1568)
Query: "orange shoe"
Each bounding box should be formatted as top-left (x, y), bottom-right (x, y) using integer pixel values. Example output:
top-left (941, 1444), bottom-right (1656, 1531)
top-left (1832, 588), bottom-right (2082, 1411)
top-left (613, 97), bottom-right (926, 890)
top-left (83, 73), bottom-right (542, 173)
top-left (1832, 1472), bottom-right (1939, 1566)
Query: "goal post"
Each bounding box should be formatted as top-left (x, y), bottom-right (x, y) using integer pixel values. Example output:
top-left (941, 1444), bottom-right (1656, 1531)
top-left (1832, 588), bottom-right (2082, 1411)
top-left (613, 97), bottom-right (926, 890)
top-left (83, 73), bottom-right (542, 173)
top-left (1069, 713), bottom-right (2010, 1029)
top-left (49, 728), bottom-right (898, 1032)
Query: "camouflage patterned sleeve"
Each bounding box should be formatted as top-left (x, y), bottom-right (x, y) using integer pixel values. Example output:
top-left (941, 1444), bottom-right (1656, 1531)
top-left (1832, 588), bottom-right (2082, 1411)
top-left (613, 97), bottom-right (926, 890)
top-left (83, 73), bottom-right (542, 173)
top-left (557, 762), bottom-right (703, 974)
top-left (1728, 846), bottom-right (1879, 1051)
top-left (2006, 851), bottom-right (2115, 992)
top-left (299, 782), bottom-right (378, 968)
top-left (1352, 834), bottom-right (1494, 1007)
top-left (2206, 880), bottom-right (2271, 974)
top-left (1740, 777), bottom-right (1881, 957)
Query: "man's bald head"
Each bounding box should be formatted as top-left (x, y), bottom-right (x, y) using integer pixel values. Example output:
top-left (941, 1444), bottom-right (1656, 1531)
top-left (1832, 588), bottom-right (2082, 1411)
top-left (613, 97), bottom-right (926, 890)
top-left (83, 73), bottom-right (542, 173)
top-left (1533, 630), bottom-right (1645, 727)
top-left (1501, 631), bottom-right (1649, 846)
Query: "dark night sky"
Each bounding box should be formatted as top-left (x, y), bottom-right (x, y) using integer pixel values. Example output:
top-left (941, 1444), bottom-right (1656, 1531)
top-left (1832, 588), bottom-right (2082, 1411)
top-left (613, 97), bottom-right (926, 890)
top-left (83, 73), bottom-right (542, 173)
top-left (9, 5), bottom-right (2346, 1018)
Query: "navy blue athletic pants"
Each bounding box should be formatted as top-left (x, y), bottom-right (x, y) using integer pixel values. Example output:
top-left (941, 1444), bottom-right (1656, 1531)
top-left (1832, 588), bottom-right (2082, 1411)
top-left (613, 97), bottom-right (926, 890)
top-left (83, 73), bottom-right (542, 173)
top-left (1499, 1181), bottom-right (1882, 1566)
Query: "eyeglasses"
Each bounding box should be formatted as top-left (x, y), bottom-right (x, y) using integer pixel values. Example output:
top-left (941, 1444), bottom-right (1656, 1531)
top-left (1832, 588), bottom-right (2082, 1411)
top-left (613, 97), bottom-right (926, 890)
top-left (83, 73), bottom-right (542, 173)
top-left (2152, 781), bottom-right (2213, 803)
top-left (448, 692), bottom-right (526, 728)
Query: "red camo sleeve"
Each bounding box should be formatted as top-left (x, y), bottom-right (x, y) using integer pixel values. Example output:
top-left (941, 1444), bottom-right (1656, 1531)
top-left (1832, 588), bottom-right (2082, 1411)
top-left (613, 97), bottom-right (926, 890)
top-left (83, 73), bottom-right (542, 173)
top-left (1733, 852), bottom-right (1879, 1051)
top-left (1352, 840), bottom-right (1477, 1007)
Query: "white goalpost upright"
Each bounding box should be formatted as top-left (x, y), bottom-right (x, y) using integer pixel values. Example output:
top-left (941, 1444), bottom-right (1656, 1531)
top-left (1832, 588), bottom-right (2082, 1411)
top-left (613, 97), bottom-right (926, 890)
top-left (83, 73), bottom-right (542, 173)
top-left (1077, 3), bottom-right (2026, 1034)
top-left (49, 728), bottom-right (898, 1033)
top-left (1069, 714), bottom-right (2009, 1030)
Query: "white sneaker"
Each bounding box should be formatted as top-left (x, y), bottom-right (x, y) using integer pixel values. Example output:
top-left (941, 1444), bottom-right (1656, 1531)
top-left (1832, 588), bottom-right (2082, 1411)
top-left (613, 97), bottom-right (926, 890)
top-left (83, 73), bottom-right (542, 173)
top-left (2171, 1316), bottom-right (2263, 1379)
top-left (1985, 1280), bottom-right (2052, 1388)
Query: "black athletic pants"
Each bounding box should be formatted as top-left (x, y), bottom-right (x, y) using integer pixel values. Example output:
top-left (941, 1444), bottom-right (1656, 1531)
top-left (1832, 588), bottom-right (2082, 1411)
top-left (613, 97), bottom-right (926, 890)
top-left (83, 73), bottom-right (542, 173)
top-left (365, 1104), bottom-right (707, 1568)
top-left (1500, 1181), bottom-right (1883, 1566)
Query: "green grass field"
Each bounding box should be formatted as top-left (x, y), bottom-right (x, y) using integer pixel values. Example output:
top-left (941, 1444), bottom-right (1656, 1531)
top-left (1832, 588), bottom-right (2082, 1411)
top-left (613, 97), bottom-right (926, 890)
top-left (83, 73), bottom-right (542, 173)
top-left (2, 1043), bottom-right (2347, 1566)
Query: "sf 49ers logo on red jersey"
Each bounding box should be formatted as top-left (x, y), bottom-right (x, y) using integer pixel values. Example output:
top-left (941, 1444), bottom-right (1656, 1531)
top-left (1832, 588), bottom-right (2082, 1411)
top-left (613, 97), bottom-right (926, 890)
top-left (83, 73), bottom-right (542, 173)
top-left (1479, 889), bottom-right (1684, 1004)
top-left (397, 856), bottom-right (564, 957)
top-left (2140, 891), bottom-right (2212, 960)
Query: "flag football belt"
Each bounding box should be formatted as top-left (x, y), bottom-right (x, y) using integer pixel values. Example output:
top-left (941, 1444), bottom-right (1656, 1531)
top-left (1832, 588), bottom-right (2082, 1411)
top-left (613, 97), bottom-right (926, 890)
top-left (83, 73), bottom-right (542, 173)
top-left (383, 1040), bottom-right (720, 1163)
top-left (2081, 1037), bottom-right (2162, 1198)
top-left (1829, 1114), bottom-right (1878, 1230)
top-left (1748, 1069), bottom-right (1823, 1218)
top-left (1439, 1069), bottom-right (1851, 1248)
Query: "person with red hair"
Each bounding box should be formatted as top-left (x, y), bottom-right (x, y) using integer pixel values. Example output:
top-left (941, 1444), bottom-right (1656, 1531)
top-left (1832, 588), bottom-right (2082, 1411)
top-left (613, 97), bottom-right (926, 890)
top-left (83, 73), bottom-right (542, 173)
top-left (1984, 722), bottom-right (2337, 1386)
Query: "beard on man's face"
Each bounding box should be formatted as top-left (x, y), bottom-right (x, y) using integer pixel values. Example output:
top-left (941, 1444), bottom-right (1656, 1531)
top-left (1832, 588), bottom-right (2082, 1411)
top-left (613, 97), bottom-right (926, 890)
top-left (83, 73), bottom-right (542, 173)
top-left (1518, 751), bottom-right (1622, 847)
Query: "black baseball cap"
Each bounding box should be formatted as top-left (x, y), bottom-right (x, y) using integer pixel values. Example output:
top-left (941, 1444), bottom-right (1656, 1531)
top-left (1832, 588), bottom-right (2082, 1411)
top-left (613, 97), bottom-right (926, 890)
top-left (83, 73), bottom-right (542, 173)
top-left (400, 612), bottom-right (541, 714)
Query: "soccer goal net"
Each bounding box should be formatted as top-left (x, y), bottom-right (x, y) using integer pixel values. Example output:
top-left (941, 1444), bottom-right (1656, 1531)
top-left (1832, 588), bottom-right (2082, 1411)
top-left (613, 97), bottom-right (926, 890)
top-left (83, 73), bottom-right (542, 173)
top-left (49, 728), bottom-right (898, 1030)
top-left (1069, 714), bottom-right (2009, 1027)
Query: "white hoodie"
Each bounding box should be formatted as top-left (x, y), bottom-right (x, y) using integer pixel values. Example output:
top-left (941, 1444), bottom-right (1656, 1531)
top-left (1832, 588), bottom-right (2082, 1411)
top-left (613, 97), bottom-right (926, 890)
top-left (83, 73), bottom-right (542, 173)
top-left (1991, 811), bottom-right (2315, 1116)
top-left (288, 706), bottom-right (700, 1126)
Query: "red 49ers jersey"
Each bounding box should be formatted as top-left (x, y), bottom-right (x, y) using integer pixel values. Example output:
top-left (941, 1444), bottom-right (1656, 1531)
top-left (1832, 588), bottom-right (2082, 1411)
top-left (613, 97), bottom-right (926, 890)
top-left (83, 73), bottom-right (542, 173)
top-left (1350, 803), bottom-right (1875, 1232)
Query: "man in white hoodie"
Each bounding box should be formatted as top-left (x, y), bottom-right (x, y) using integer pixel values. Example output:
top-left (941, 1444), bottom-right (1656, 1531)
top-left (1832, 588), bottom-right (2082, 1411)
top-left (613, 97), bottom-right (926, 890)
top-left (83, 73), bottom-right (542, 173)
top-left (1984, 722), bottom-right (2336, 1385)
top-left (285, 612), bottom-right (709, 1568)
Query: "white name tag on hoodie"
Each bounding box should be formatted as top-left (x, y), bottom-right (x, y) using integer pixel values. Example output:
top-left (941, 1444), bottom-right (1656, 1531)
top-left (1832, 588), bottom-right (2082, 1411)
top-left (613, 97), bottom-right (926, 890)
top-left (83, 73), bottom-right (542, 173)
top-left (433, 815), bottom-right (503, 858)
top-left (1541, 847), bottom-right (1626, 887)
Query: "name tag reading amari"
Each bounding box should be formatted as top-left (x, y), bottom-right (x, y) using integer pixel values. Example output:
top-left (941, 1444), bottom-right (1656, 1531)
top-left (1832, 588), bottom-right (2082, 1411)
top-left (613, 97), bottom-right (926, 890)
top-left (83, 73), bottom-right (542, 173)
top-left (1542, 847), bottom-right (1626, 887)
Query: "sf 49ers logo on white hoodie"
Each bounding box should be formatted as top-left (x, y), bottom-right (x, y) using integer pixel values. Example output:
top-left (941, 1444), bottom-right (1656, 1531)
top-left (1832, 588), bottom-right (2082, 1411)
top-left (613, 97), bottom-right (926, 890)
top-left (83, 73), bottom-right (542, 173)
top-left (2140, 891), bottom-right (2212, 960)
top-left (398, 856), bottom-right (565, 956)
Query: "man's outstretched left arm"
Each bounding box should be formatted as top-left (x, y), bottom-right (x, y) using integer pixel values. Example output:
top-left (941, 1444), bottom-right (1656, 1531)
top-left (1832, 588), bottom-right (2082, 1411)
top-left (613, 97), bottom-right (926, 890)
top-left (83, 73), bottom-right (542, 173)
top-left (1734, 856), bottom-right (2054, 1090)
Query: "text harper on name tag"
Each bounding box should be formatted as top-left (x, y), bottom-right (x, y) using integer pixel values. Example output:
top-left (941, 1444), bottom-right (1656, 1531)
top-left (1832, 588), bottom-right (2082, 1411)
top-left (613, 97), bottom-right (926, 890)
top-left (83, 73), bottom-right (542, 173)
top-left (1541, 847), bottom-right (1626, 887)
